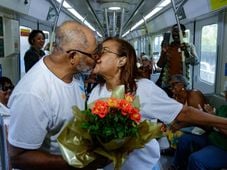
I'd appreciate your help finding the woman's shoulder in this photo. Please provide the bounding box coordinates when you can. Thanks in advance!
[137,78,156,87]
[187,89,205,98]
[136,78,161,93]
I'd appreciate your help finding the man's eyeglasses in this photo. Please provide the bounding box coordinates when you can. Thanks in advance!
[66,49,95,60]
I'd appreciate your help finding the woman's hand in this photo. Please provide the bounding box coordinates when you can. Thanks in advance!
[203,104,215,114]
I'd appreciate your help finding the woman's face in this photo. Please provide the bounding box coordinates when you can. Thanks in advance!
[93,40,121,77]
[0,82,14,106]
[170,82,185,96]
[32,33,45,49]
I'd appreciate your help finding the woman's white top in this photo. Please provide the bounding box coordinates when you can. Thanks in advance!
[88,78,183,170]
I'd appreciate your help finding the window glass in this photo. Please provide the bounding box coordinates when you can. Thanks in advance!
[133,40,138,56]
[184,29,190,43]
[199,24,217,84]
[141,37,145,54]
[152,35,163,64]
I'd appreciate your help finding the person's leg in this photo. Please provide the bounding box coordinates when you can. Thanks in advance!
[172,134,208,169]
[188,145,227,170]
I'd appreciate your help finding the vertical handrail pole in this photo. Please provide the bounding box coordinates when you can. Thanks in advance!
[171,0,186,77]
[49,0,64,52]
[104,8,110,37]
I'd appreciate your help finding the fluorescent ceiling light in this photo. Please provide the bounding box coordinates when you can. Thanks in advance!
[131,20,144,31]
[122,0,171,37]
[96,31,102,37]
[56,0,71,8]
[122,30,130,37]
[84,21,102,37]
[108,7,121,10]
[68,9,85,21]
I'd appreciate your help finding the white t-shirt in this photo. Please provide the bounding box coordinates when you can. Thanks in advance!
[0,102,9,116]
[0,103,10,126]
[88,78,183,170]
[8,57,86,154]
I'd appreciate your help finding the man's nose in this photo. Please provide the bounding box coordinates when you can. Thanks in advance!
[92,54,101,62]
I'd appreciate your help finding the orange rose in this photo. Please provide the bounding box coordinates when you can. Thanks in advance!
[107,98,119,108]
[92,100,109,118]
[125,93,134,103]
[129,107,141,123]
[118,99,133,116]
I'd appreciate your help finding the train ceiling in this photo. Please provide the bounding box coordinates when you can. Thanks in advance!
[59,0,171,37]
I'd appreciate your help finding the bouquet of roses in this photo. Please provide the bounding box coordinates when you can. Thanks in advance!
[57,85,163,170]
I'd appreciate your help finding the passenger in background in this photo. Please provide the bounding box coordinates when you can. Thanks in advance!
[157,24,199,97]
[24,30,45,72]
[0,76,14,125]
[163,74,207,153]
[0,76,14,107]
[170,74,206,109]
[8,21,108,170]
[171,102,227,170]
[136,52,145,68]
[139,54,153,79]
[88,37,227,170]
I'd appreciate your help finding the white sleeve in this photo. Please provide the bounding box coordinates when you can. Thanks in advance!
[137,79,183,124]
[8,93,49,149]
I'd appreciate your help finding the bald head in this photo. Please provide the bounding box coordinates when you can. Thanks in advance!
[55,21,96,52]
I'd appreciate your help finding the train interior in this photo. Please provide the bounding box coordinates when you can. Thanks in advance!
[1,0,227,169]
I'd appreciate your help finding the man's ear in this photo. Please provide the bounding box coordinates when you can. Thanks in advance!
[67,51,77,65]
[118,56,127,67]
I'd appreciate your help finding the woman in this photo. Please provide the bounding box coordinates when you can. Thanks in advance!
[0,76,14,125]
[88,37,227,170]
[166,74,208,150]
[170,74,207,109]
[0,76,14,106]
[24,30,45,72]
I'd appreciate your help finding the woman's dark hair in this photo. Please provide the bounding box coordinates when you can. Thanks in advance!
[99,37,143,93]
[28,30,45,45]
[0,76,13,91]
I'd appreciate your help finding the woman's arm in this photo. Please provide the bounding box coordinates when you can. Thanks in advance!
[175,105,227,130]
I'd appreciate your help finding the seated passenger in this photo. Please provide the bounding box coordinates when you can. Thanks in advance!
[171,102,227,170]
[164,74,207,151]
[170,74,206,109]
[0,76,14,115]
[0,76,14,128]
[139,55,153,79]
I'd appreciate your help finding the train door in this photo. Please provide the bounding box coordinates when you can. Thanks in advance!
[20,26,31,78]
[193,15,218,94]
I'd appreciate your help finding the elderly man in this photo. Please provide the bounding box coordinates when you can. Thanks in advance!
[8,21,105,170]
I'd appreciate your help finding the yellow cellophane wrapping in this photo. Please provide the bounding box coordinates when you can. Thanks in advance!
[57,85,163,170]
[57,106,163,170]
